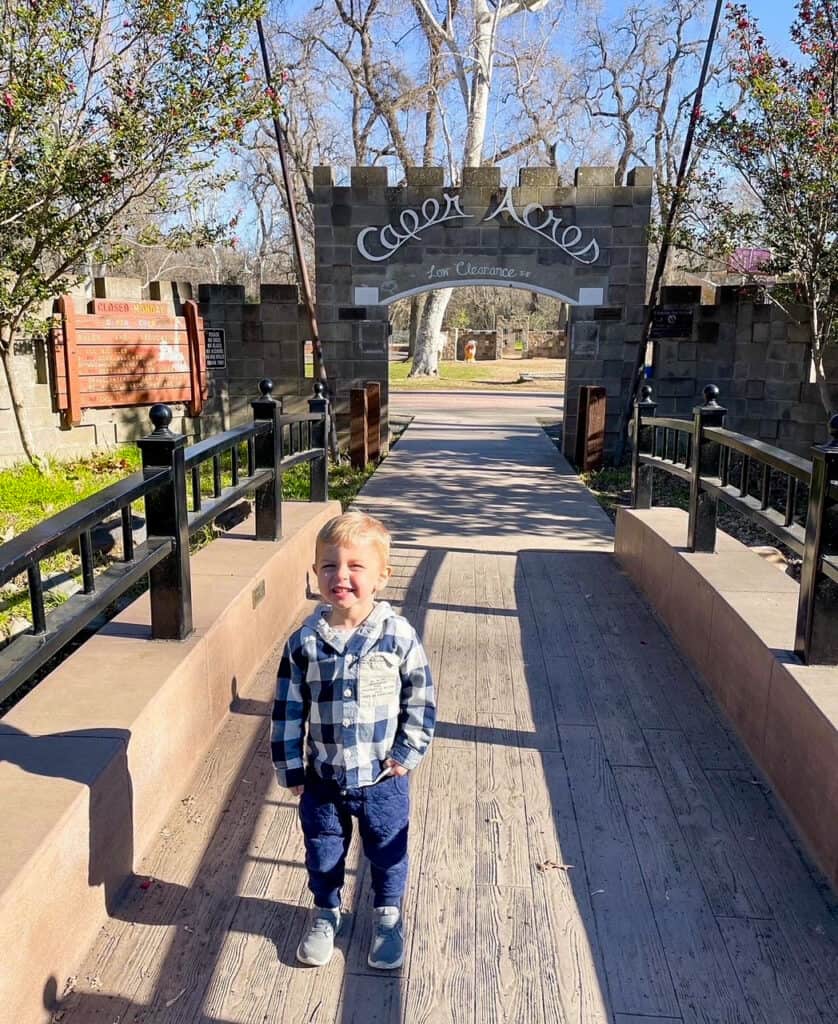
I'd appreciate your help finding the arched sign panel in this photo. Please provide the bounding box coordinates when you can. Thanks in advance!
[312,164,653,457]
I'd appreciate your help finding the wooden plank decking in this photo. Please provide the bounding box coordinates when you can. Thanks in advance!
[53,396,838,1023]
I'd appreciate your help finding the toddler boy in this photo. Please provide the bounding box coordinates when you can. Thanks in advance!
[271,511,435,969]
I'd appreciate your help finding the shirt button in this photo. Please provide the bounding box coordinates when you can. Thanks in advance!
[344,688,352,697]
[343,718,351,728]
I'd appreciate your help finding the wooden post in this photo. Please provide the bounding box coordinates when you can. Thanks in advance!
[350,386,368,468]
[58,295,82,427]
[183,299,205,416]
[575,385,606,472]
[365,381,381,463]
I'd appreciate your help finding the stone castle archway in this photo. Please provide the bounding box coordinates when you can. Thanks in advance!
[312,164,653,457]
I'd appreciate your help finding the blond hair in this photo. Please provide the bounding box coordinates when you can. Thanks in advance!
[315,512,391,566]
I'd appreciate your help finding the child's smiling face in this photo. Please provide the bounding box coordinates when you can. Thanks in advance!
[314,540,391,625]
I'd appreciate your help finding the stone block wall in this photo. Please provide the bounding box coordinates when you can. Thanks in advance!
[525,330,566,358]
[197,283,309,430]
[453,329,502,361]
[495,315,567,358]
[651,284,829,456]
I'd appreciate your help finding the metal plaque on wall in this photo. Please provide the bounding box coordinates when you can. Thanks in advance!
[650,308,694,339]
[571,322,600,357]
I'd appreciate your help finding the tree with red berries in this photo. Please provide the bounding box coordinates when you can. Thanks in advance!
[670,0,838,416]
[0,0,268,463]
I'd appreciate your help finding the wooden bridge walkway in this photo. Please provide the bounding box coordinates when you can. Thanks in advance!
[54,393,838,1023]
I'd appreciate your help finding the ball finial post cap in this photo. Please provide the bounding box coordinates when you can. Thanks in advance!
[258,378,274,398]
[703,384,720,407]
[149,404,173,434]
[314,380,326,398]
[639,383,653,402]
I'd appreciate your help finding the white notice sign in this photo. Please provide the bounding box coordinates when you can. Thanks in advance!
[205,328,226,369]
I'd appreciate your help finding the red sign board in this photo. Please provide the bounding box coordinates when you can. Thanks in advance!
[50,295,208,426]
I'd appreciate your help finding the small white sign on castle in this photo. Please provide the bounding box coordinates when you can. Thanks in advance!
[354,286,380,305]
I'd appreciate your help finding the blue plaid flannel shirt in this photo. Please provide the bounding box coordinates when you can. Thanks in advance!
[271,600,436,789]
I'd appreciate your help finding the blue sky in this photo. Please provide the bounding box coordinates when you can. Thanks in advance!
[602,0,801,54]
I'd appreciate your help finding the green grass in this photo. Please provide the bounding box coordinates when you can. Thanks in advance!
[389,357,566,390]
[389,360,492,386]
[280,459,376,508]
[0,447,142,538]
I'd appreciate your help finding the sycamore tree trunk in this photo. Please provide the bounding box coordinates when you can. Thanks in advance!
[408,294,424,357]
[809,303,837,420]
[410,289,449,374]
[408,0,498,377]
[409,288,453,376]
[0,325,42,467]
[462,7,494,168]
[814,365,835,420]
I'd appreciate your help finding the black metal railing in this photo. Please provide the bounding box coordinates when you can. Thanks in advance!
[0,378,330,703]
[631,383,838,665]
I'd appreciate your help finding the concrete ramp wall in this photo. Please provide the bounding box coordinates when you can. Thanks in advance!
[0,500,339,1024]
[616,507,838,892]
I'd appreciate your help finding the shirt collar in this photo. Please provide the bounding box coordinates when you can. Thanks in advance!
[306,600,394,652]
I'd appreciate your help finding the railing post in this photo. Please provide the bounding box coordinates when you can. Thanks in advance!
[252,378,282,541]
[136,404,192,640]
[795,414,838,664]
[309,381,330,502]
[687,384,726,553]
[631,383,657,508]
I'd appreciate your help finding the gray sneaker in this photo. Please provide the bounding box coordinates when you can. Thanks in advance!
[368,906,404,969]
[296,907,341,966]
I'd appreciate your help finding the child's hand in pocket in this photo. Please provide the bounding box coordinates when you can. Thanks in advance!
[290,784,304,796]
[385,758,408,777]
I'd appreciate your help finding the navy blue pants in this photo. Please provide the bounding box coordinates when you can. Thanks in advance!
[298,769,410,909]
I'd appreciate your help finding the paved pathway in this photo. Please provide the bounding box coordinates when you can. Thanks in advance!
[56,393,838,1023]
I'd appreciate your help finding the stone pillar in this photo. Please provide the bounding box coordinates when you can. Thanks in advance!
[564,165,653,460]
